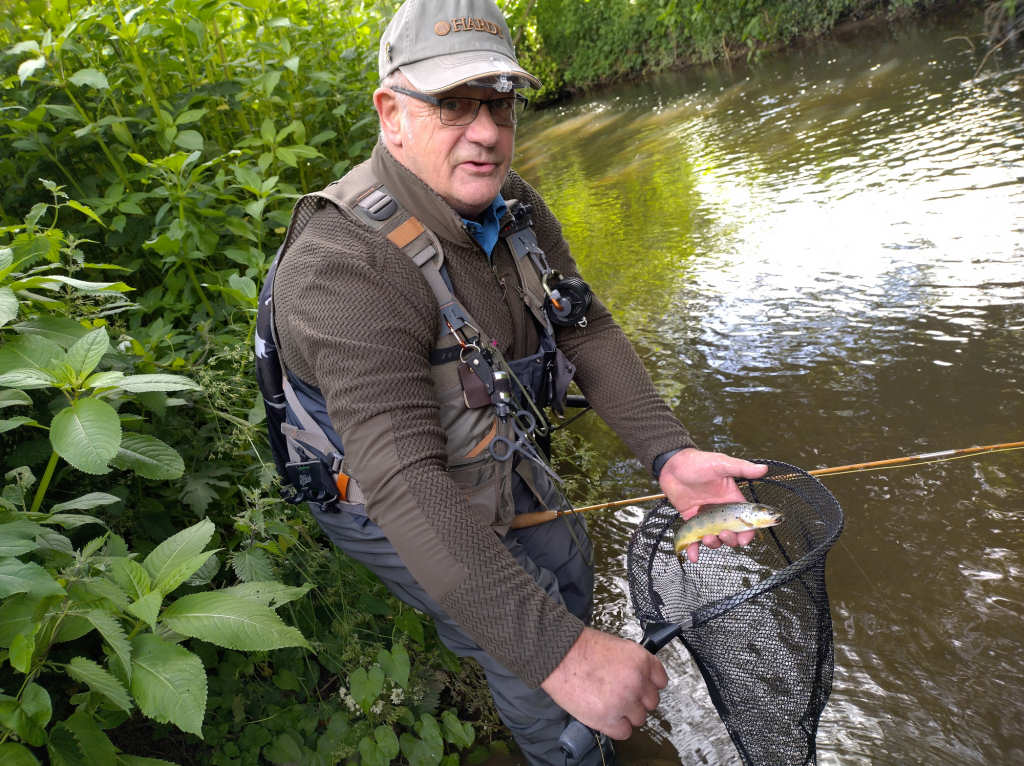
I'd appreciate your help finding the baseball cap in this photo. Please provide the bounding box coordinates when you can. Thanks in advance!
[378,0,541,94]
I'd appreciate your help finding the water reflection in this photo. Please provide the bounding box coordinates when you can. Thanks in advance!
[518,8,1022,765]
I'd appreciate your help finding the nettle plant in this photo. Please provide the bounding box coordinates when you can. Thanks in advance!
[0,352,314,765]
[0,192,312,764]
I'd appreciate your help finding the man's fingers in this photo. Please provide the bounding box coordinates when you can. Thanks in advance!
[717,529,738,546]
[649,658,668,689]
[606,718,633,741]
[701,533,722,550]
[727,456,770,480]
[640,686,661,713]
[736,529,756,546]
[686,541,699,563]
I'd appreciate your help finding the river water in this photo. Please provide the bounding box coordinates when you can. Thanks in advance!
[516,8,1023,765]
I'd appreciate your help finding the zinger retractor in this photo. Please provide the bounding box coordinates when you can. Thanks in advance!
[545,274,592,327]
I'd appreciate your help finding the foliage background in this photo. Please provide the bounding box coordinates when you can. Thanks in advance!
[0,0,1008,764]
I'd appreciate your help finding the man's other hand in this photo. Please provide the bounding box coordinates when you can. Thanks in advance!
[658,448,770,563]
[541,627,667,740]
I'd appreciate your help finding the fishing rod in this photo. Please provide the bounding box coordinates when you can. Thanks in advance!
[509,439,1024,530]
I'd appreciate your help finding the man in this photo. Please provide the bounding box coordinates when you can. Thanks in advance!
[269,0,767,762]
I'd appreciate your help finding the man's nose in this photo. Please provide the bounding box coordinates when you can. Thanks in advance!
[464,101,502,143]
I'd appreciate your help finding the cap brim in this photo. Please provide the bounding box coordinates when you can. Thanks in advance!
[401,50,541,94]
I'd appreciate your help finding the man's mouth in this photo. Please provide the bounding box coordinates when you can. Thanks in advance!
[459,160,499,172]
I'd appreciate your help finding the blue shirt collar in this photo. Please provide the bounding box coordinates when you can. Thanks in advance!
[462,194,508,259]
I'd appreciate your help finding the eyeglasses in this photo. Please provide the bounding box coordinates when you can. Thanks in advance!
[390,86,528,127]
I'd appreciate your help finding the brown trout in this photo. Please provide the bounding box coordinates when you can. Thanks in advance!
[673,502,784,554]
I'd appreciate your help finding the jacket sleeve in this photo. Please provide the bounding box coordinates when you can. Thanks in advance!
[274,205,584,688]
[507,172,698,471]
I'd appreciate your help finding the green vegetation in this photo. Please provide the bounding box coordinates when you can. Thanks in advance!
[0,0,510,763]
[504,0,950,100]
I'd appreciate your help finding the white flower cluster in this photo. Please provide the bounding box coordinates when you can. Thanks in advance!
[337,685,361,715]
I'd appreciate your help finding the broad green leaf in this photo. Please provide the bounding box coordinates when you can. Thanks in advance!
[400,731,442,766]
[69,67,109,89]
[64,327,109,378]
[219,580,313,607]
[142,518,214,585]
[53,614,93,644]
[0,520,46,557]
[441,709,475,749]
[173,130,204,151]
[65,656,132,711]
[17,56,45,83]
[47,723,85,765]
[67,576,128,614]
[359,727,398,766]
[228,272,257,299]
[152,550,216,596]
[6,41,40,55]
[260,118,275,144]
[50,398,121,474]
[0,389,33,408]
[84,370,125,389]
[117,756,181,765]
[12,317,90,348]
[108,557,151,600]
[10,631,35,673]
[0,683,50,747]
[379,644,411,689]
[13,274,132,293]
[174,108,207,125]
[0,416,37,433]
[160,591,310,651]
[185,553,219,587]
[84,610,132,681]
[0,742,41,766]
[0,286,16,326]
[127,590,162,628]
[0,333,63,370]
[66,199,105,227]
[34,513,106,529]
[130,634,207,737]
[229,548,274,582]
[349,666,385,714]
[111,433,184,480]
[275,146,298,167]
[115,374,201,392]
[0,558,65,598]
[0,594,48,648]
[49,492,120,512]
[0,368,55,389]
[264,732,304,765]
[62,709,118,763]
[44,103,83,122]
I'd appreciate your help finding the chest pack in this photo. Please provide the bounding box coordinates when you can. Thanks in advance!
[255,167,590,515]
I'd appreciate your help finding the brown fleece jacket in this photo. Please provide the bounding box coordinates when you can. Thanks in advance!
[273,141,695,687]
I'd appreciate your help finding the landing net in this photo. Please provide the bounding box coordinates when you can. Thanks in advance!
[627,460,844,765]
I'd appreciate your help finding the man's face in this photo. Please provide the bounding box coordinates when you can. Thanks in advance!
[381,84,516,218]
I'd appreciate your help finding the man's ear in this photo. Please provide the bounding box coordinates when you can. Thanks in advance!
[374,88,404,148]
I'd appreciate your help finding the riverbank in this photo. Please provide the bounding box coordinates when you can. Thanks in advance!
[519,0,1000,104]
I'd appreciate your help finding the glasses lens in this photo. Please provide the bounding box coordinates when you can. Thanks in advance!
[488,98,517,126]
[437,96,525,127]
[439,98,476,126]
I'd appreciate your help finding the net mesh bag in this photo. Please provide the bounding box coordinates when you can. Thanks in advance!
[627,460,844,765]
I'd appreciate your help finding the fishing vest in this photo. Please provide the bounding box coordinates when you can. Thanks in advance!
[255,160,581,532]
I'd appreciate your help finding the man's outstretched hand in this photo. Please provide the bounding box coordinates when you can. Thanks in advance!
[658,448,770,563]
[541,627,667,740]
